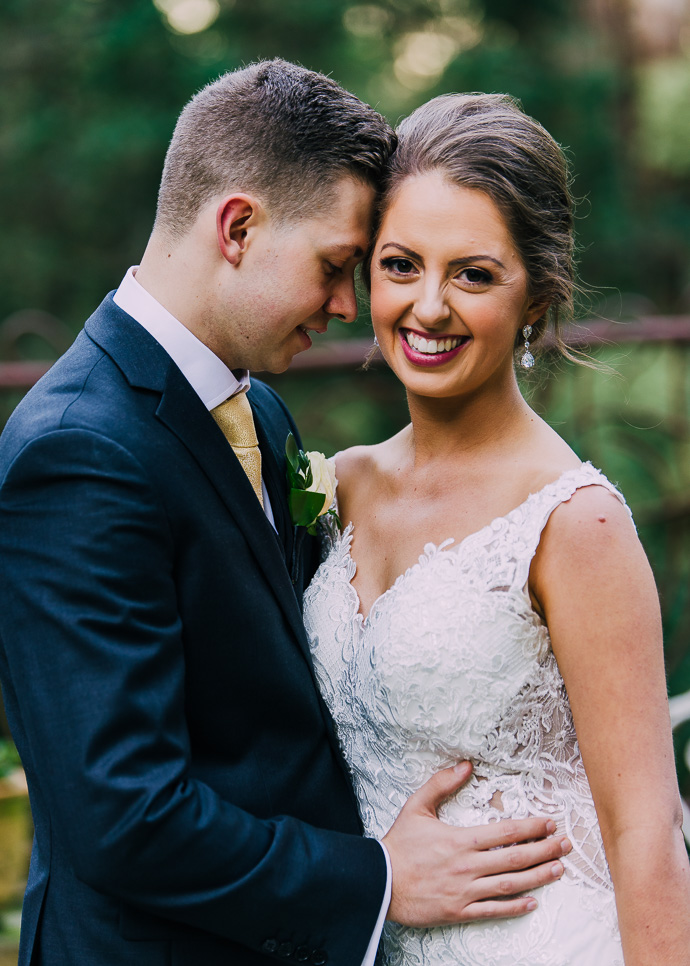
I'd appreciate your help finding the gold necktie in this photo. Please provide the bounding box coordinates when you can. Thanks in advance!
[211,393,264,508]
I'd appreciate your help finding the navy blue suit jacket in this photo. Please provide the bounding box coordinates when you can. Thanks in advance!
[0,296,386,966]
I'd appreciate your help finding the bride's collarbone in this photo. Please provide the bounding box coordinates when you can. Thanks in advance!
[348,489,501,548]
[344,470,558,602]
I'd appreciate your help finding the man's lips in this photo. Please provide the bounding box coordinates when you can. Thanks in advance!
[296,324,328,350]
[399,328,470,367]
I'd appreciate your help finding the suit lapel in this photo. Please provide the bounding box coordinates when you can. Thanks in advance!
[84,298,310,661]
[249,390,296,569]
[155,366,312,657]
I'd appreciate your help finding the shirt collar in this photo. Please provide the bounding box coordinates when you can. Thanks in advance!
[113,266,250,410]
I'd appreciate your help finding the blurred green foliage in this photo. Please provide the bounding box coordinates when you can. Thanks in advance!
[0,741,21,781]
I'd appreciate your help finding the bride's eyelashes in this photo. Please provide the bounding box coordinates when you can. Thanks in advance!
[379,255,417,277]
[461,267,493,286]
[378,256,494,288]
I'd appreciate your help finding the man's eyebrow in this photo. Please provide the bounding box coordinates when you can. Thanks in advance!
[380,241,506,270]
[328,243,366,258]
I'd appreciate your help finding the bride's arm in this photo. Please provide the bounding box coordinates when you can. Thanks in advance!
[531,484,690,966]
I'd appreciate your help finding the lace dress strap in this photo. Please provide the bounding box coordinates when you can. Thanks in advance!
[512,462,633,591]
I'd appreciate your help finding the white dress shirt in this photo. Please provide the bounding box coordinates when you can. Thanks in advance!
[113,267,391,965]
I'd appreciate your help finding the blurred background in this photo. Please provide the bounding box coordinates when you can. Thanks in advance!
[1,0,689,954]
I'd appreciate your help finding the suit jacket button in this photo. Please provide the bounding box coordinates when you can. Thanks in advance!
[262,939,279,954]
[279,942,295,958]
[295,947,310,962]
[311,952,328,965]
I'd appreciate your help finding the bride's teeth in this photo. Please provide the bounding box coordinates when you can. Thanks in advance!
[404,331,464,354]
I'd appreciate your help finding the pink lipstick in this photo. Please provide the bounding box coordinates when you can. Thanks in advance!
[399,329,469,368]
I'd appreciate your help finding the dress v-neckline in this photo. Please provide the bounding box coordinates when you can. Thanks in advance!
[338,463,591,624]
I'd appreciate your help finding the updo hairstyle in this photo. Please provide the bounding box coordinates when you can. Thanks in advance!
[378,93,577,359]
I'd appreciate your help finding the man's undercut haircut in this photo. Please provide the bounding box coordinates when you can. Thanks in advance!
[155,59,396,239]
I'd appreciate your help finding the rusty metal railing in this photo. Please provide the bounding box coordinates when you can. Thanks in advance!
[1,316,689,388]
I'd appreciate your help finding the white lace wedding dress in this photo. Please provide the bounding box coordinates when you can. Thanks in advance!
[304,463,628,965]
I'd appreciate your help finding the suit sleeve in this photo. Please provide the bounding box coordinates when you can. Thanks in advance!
[0,428,386,961]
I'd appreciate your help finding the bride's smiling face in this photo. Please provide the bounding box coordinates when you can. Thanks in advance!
[370,171,545,400]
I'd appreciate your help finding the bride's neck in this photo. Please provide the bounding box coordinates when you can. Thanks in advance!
[405,379,533,466]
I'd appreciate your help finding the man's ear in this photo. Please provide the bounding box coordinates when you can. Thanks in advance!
[216,194,262,265]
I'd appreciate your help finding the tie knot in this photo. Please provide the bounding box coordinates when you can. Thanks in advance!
[211,392,258,449]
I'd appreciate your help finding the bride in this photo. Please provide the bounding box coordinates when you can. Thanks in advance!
[303,93,690,965]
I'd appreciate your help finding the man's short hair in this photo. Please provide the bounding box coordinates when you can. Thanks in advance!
[155,59,396,239]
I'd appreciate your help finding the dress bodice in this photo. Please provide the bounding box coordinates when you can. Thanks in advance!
[304,463,628,965]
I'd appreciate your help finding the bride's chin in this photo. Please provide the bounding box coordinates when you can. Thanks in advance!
[392,361,462,394]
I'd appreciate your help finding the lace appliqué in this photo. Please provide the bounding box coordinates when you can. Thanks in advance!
[304,464,628,965]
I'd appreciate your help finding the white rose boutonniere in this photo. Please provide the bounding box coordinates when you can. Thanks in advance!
[285,433,340,535]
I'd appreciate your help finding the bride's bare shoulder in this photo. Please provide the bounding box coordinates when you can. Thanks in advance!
[335,443,383,490]
[335,432,406,498]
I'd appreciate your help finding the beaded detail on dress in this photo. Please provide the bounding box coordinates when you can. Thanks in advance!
[304,463,629,965]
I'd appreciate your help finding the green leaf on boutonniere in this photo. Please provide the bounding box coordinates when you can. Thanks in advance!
[286,432,301,476]
[286,432,312,488]
[288,488,327,529]
[285,432,336,534]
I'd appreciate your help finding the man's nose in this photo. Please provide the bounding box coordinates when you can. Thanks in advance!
[325,277,358,325]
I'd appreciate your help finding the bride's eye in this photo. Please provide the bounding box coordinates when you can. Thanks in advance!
[380,256,416,276]
[459,267,492,286]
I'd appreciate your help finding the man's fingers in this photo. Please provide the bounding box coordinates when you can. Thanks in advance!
[470,816,559,849]
[407,762,473,816]
[474,860,565,902]
[480,836,571,876]
[460,897,540,922]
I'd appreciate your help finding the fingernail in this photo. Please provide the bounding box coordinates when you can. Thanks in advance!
[561,838,572,855]
[454,762,470,775]
[552,863,564,878]
[545,820,556,833]
[526,899,538,910]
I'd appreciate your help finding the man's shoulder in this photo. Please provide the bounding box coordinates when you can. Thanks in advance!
[0,297,162,466]
[0,330,102,451]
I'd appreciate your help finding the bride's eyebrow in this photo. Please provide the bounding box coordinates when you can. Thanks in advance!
[449,255,506,270]
[380,241,506,271]
[380,242,419,258]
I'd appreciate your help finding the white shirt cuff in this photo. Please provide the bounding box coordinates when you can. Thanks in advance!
[360,841,392,966]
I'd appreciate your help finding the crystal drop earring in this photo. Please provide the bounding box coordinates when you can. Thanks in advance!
[520,324,535,369]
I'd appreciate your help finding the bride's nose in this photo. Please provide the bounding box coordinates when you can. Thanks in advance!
[412,279,450,329]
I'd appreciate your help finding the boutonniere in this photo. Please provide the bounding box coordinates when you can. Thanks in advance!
[285,433,339,535]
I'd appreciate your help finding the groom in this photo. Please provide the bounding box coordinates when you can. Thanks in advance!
[0,61,568,966]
